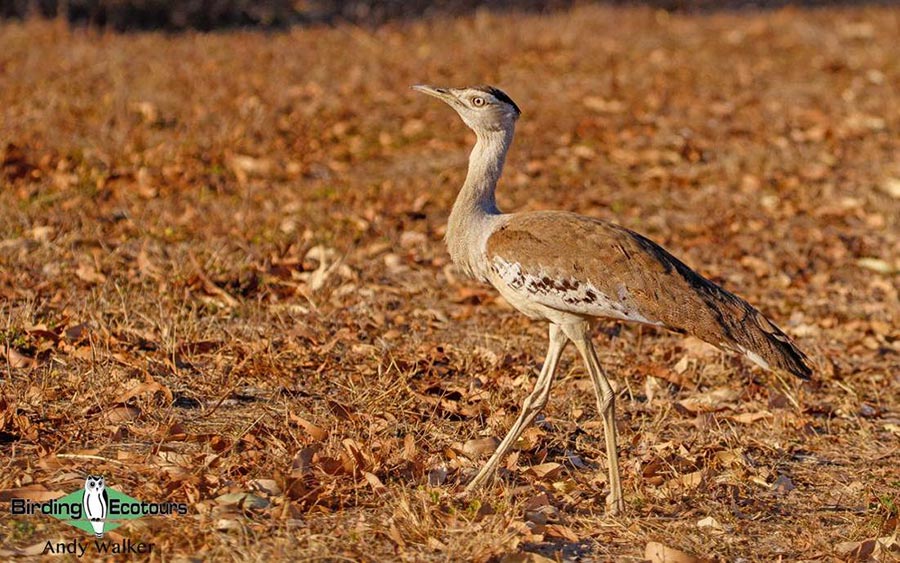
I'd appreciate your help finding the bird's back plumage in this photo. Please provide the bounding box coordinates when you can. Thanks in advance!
[486,211,812,379]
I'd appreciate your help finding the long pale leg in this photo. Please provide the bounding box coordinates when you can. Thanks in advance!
[466,323,568,491]
[564,321,625,515]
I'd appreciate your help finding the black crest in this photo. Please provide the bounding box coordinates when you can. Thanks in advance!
[476,85,521,115]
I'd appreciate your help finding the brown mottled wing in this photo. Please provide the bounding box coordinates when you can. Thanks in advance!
[487,211,812,379]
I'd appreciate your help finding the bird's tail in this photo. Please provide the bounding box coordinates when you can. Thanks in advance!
[628,231,813,379]
[722,304,812,380]
[692,283,813,380]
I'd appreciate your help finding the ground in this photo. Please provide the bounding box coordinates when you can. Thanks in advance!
[0,5,898,561]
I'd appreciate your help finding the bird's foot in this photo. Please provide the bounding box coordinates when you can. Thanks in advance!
[452,475,488,503]
[464,464,499,493]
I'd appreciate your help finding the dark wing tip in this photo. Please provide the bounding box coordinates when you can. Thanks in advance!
[788,347,814,380]
[766,324,814,380]
[786,351,813,380]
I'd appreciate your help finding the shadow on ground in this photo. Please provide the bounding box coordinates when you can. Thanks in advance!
[522,539,597,560]
[0,0,892,31]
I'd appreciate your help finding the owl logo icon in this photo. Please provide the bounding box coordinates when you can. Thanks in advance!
[82,475,109,538]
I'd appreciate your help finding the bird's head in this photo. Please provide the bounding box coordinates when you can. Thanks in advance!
[412,84,520,134]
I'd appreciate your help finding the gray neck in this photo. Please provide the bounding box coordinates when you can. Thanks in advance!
[445,126,515,278]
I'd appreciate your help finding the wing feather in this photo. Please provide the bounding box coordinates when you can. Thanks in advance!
[486,211,812,378]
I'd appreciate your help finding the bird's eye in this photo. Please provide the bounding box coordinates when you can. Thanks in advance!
[472,97,485,107]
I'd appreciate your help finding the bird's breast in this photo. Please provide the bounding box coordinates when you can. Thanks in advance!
[446,213,510,282]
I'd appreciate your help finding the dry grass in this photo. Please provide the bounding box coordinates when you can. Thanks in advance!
[1,5,898,561]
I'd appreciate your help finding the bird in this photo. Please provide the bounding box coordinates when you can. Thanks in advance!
[82,475,109,538]
[412,84,813,514]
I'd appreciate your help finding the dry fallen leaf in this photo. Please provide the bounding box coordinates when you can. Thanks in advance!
[249,479,282,496]
[879,177,900,199]
[215,492,269,509]
[215,518,244,532]
[327,399,357,421]
[525,503,559,525]
[678,388,740,413]
[582,96,625,113]
[665,470,704,492]
[645,375,669,404]
[75,262,106,284]
[0,485,65,502]
[500,552,557,563]
[714,450,744,467]
[680,336,720,359]
[363,471,387,495]
[115,377,173,404]
[697,516,724,532]
[0,540,50,557]
[305,245,341,291]
[544,524,579,542]
[3,346,36,369]
[772,474,796,495]
[835,538,878,560]
[427,537,447,551]
[227,153,273,184]
[290,413,329,441]
[525,462,563,480]
[463,437,499,458]
[102,405,142,423]
[857,257,896,274]
[645,541,704,563]
[729,411,772,425]
[523,493,552,511]
[516,426,545,450]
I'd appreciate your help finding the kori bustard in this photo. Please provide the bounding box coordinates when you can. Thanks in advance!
[412,84,811,514]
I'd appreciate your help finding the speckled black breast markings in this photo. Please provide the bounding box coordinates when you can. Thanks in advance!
[494,262,597,304]
[524,275,598,305]
[491,257,660,324]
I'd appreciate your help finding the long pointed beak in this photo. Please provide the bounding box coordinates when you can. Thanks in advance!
[411,84,455,104]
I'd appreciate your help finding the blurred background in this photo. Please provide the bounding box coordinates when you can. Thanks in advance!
[0,0,888,30]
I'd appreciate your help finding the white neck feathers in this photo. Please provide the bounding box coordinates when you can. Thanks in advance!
[445,126,515,279]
